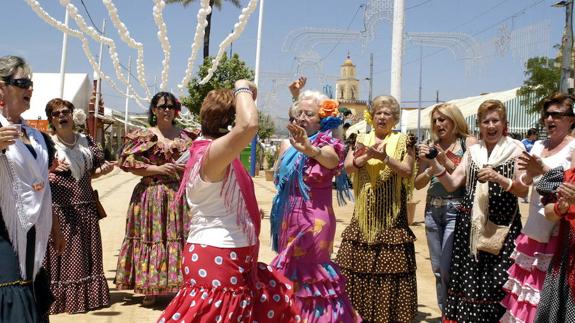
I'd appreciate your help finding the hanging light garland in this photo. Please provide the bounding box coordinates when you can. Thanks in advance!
[178,0,211,91]
[59,0,148,104]
[102,0,151,98]
[24,0,146,110]
[27,0,260,104]
[152,0,171,90]
[199,0,259,85]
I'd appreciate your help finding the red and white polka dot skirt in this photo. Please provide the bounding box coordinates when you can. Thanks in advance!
[157,243,301,322]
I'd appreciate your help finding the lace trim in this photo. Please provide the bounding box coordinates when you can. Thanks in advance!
[510,249,553,272]
[502,276,540,305]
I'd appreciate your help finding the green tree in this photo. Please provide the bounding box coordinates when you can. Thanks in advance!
[257,111,275,140]
[166,0,241,58]
[181,53,254,114]
[517,56,561,113]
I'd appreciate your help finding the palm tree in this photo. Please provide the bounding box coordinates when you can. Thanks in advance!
[166,0,242,58]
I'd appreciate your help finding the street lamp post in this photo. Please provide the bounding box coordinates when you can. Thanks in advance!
[554,0,574,93]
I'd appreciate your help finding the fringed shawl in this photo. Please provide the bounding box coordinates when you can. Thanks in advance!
[468,136,524,258]
[352,132,415,243]
[175,139,260,244]
[270,132,318,252]
[0,116,52,280]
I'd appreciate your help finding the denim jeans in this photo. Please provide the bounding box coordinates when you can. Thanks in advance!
[424,197,460,313]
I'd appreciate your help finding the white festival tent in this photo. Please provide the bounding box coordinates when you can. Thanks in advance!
[346,87,539,139]
[23,73,91,121]
[403,88,520,132]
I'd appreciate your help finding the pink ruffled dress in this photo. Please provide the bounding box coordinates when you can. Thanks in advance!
[501,139,575,322]
[271,132,360,322]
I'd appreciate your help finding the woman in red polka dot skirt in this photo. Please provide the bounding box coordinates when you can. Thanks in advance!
[158,80,300,323]
[43,99,114,314]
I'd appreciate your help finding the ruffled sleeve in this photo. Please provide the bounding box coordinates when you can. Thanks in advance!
[303,131,345,184]
[86,134,105,171]
[118,128,157,171]
[314,131,345,170]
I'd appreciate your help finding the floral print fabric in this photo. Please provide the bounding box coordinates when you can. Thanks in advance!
[114,128,198,295]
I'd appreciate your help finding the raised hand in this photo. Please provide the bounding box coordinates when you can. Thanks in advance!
[99,160,116,175]
[235,79,257,100]
[477,166,503,184]
[518,151,545,178]
[288,76,307,99]
[558,182,575,204]
[0,126,18,150]
[287,123,312,153]
[367,142,387,161]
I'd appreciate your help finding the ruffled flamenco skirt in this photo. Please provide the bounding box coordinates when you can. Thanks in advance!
[157,243,301,323]
[501,229,559,323]
[271,253,360,322]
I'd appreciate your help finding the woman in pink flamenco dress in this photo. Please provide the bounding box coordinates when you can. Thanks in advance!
[270,90,360,322]
[501,93,575,322]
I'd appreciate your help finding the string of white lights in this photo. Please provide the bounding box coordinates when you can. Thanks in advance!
[178,0,211,91]
[102,0,151,98]
[199,0,259,85]
[153,0,171,90]
[59,0,149,103]
[25,0,147,110]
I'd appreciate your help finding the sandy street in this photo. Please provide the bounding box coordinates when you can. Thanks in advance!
[50,170,530,322]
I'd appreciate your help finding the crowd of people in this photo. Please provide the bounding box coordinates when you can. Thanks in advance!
[1,53,575,323]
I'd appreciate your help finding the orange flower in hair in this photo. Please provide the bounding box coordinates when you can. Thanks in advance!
[318,99,339,118]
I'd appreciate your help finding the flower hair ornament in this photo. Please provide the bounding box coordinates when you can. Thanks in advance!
[363,109,373,126]
[73,109,87,126]
[318,99,342,131]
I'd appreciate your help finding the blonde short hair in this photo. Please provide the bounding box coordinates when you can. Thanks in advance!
[370,95,400,123]
[430,103,471,142]
[477,99,507,124]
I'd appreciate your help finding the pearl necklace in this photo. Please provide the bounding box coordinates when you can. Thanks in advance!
[57,133,77,147]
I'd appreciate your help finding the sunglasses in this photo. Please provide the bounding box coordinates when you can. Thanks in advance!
[4,78,33,89]
[156,104,178,111]
[51,109,72,118]
[543,111,574,119]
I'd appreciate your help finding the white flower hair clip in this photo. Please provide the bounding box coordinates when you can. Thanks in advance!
[73,109,87,126]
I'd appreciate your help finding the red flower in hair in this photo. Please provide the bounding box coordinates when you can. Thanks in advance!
[318,99,339,118]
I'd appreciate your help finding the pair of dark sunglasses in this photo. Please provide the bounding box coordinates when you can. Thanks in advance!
[156,104,178,110]
[4,78,33,89]
[51,109,72,118]
[543,111,574,119]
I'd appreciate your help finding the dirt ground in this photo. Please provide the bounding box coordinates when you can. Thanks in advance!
[51,170,530,322]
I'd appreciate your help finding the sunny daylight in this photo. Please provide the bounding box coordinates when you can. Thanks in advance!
[0,0,574,322]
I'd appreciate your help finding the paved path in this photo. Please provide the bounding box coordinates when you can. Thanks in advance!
[51,170,530,322]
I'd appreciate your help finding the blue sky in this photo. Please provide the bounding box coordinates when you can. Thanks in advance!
[0,0,563,118]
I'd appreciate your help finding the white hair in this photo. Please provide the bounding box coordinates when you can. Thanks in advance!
[297,90,327,108]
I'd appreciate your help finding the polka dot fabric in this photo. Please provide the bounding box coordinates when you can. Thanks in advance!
[336,189,418,322]
[443,159,522,322]
[534,221,575,322]
[157,243,300,322]
[43,135,110,314]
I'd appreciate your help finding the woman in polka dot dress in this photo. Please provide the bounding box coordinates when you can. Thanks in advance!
[335,96,417,322]
[534,167,575,322]
[426,100,528,322]
[43,98,115,314]
[158,81,300,323]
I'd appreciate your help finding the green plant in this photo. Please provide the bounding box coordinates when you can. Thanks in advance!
[265,150,277,170]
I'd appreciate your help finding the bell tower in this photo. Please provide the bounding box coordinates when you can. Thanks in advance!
[336,55,360,101]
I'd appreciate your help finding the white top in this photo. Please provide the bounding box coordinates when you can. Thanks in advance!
[186,171,254,248]
[522,139,575,242]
